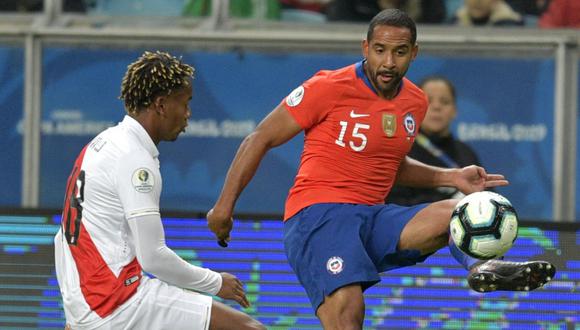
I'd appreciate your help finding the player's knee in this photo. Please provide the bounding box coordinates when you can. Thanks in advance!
[246,321,266,330]
[323,314,364,330]
[239,317,266,330]
[340,312,364,329]
[319,301,364,329]
[441,198,459,216]
[436,199,459,230]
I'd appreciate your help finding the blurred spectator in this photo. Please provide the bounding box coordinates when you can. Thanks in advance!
[0,0,85,14]
[506,0,549,26]
[280,0,330,22]
[229,0,280,19]
[417,0,447,23]
[0,0,43,12]
[444,0,462,22]
[326,0,446,24]
[538,0,580,28]
[183,0,280,20]
[63,0,88,13]
[506,0,549,17]
[387,76,482,205]
[451,0,524,26]
[182,0,211,17]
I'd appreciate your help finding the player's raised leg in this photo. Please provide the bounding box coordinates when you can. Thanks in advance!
[398,199,458,255]
[398,199,556,293]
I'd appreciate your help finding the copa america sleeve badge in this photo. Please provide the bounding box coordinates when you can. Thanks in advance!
[131,168,155,193]
[286,85,305,107]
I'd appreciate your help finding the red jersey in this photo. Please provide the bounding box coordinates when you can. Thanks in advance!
[283,61,428,219]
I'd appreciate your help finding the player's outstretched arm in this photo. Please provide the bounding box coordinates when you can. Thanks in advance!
[395,157,509,193]
[395,156,454,188]
[128,214,223,295]
[207,104,302,246]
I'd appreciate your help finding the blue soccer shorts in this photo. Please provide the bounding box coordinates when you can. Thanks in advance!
[283,202,429,312]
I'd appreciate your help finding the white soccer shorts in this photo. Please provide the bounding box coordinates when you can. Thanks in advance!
[68,276,213,330]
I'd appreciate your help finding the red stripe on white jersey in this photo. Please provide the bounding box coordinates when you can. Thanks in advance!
[71,225,142,317]
[62,145,142,318]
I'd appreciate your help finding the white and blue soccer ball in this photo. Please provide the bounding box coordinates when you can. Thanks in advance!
[449,191,518,260]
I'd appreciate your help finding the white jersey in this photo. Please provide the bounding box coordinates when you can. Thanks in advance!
[55,116,170,327]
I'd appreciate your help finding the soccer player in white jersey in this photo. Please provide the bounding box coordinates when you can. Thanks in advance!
[54,51,265,330]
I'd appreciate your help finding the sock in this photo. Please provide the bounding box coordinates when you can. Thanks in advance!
[449,239,480,270]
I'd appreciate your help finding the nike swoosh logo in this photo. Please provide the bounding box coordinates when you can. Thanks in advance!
[350,110,370,118]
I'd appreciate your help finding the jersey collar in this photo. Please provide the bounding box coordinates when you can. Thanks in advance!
[121,115,159,159]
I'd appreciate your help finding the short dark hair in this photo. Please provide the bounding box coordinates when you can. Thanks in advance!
[120,50,194,115]
[367,8,417,45]
[419,75,456,104]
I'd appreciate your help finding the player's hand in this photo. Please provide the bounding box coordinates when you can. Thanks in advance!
[207,208,233,247]
[216,272,250,308]
[456,165,509,194]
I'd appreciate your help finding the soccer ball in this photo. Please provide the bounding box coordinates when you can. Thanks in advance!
[449,191,518,260]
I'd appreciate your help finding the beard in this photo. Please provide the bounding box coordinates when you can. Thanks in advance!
[373,70,403,98]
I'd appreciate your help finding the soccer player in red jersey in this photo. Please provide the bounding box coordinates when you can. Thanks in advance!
[208,9,556,329]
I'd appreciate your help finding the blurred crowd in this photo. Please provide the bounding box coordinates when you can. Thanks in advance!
[0,0,578,28]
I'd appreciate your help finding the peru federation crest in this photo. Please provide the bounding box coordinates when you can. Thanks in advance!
[403,113,416,136]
